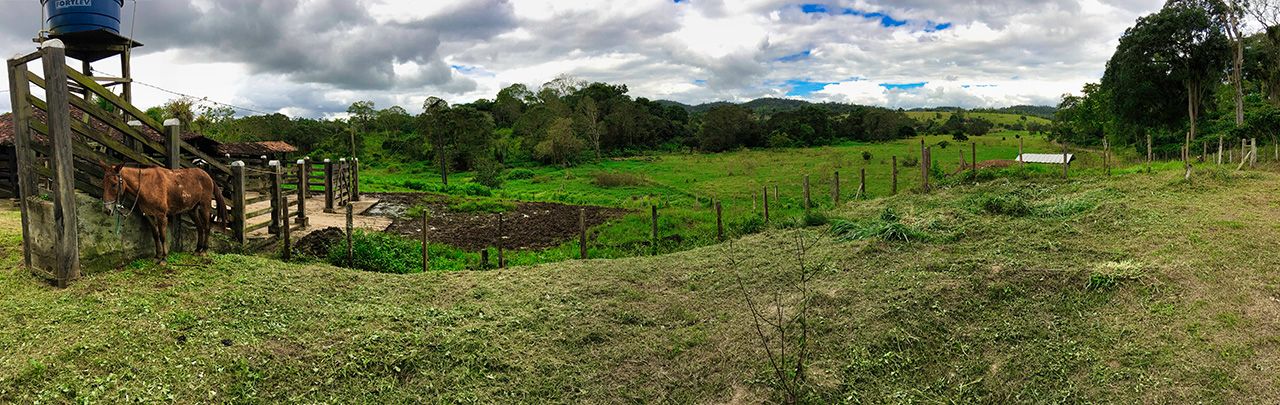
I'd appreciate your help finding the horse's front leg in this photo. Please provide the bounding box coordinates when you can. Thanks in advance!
[155,214,170,265]
[192,210,208,253]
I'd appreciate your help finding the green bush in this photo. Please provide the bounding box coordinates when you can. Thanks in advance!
[861,150,873,161]
[729,214,765,237]
[802,211,829,227]
[402,180,429,191]
[506,168,536,180]
[592,172,647,188]
[328,230,422,274]
[972,193,1032,216]
[831,208,930,243]
[900,155,919,167]
[472,159,504,189]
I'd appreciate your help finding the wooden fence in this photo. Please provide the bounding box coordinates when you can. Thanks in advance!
[3,41,346,286]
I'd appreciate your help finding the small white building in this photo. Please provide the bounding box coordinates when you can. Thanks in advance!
[1017,153,1074,165]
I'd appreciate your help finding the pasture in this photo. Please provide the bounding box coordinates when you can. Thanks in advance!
[905,111,1054,127]
[2,161,1278,402]
[353,132,1074,270]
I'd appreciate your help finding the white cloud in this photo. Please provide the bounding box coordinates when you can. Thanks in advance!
[0,0,1166,116]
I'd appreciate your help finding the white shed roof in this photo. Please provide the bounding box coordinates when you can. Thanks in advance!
[1018,153,1074,164]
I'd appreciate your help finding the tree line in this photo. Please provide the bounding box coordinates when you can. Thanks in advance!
[147,77,1045,186]
[1054,0,1280,177]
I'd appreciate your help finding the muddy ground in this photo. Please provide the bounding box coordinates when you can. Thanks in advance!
[369,193,630,251]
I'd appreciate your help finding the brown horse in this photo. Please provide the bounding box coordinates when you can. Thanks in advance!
[99,163,227,263]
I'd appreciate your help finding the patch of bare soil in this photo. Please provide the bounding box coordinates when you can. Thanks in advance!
[370,193,629,251]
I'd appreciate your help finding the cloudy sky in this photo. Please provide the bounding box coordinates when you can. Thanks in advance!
[1,0,1164,118]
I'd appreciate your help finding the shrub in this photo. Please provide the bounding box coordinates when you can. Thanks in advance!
[973,193,1032,216]
[901,155,919,167]
[592,172,647,188]
[861,150,873,161]
[802,211,829,227]
[937,140,951,149]
[472,159,504,189]
[401,180,429,191]
[729,214,765,237]
[328,230,422,274]
[506,168,536,180]
[830,208,930,243]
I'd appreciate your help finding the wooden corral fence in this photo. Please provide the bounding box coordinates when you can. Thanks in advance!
[4,40,358,286]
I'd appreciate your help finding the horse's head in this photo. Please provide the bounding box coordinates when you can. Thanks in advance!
[98,161,127,213]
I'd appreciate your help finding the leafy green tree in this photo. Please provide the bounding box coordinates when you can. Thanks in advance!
[494,84,533,128]
[535,117,585,166]
[1103,3,1230,177]
[697,105,762,152]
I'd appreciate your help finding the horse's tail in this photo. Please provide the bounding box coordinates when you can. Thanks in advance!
[213,181,228,228]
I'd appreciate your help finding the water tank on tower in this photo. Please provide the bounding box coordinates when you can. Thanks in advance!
[42,0,125,35]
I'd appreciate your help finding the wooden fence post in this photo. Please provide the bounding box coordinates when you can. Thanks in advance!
[269,161,282,235]
[497,212,505,268]
[324,159,335,213]
[352,157,361,202]
[859,168,866,199]
[1104,138,1111,176]
[421,213,430,272]
[922,147,931,192]
[1218,136,1224,165]
[231,161,247,245]
[970,142,977,182]
[832,171,840,206]
[773,185,779,205]
[164,119,184,251]
[1018,137,1024,166]
[715,200,723,241]
[346,204,354,265]
[650,205,658,255]
[295,160,308,227]
[803,175,811,212]
[163,119,181,170]
[1251,138,1257,167]
[42,40,79,286]
[762,186,769,222]
[8,53,36,269]
[280,192,291,261]
[579,208,587,259]
[1152,132,1162,171]
[891,156,898,195]
[1062,142,1069,179]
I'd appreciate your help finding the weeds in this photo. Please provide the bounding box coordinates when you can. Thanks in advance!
[831,208,932,243]
[592,172,648,188]
[730,234,822,403]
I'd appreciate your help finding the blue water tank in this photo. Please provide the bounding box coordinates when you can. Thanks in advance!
[42,0,125,35]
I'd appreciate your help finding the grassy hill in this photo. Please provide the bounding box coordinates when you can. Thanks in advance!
[905,111,1053,127]
[358,132,1073,270]
[2,159,1279,402]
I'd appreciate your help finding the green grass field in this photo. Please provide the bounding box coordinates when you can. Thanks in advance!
[355,132,1090,270]
[906,111,1053,127]
[3,158,1279,402]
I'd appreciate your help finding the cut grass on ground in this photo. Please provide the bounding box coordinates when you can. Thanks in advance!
[2,166,1279,402]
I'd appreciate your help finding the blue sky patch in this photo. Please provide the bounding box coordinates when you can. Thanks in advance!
[798,4,947,30]
[776,49,812,63]
[800,4,828,13]
[785,79,835,96]
[879,82,927,90]
[693,79,707,85]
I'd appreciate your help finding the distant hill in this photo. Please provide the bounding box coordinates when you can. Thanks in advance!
[910,105,1056,120]
[660,98,1055,120]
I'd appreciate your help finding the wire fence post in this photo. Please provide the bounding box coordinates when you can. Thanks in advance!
[421,212,430,272]
[891,156,898,195]
[650,205,658,255]
[832,171,840,206]
[803,175,811,213]
[715,200,723,241]
[345,204,354,265]
[497,212,505,268]
[762,186,770,222]
[231,161,247,245]
[579,208,587,259]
